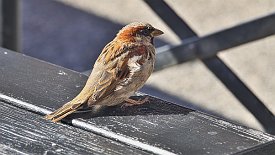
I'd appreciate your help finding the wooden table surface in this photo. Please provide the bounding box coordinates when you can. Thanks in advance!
[0,48,275,155]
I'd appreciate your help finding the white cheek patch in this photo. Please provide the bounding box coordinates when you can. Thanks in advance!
[128,55,142,72]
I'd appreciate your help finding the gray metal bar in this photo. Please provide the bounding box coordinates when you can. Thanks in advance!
[144,0,196,39]
[1,0,19,52]
[155,13,275,71]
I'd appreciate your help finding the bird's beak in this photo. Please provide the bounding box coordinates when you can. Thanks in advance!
[151,28,164,37]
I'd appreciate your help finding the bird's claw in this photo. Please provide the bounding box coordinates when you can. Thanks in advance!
[121,96,149,108]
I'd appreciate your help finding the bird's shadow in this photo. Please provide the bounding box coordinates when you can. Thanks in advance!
[65,95,194,121]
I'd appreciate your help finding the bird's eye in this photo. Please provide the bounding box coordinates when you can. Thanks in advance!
[139,29,150,36]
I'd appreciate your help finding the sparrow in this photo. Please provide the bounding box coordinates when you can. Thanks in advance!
[45,22,163,122]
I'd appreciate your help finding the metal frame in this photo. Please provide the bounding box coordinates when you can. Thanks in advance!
[1,0,19,52]
[154,13,275,71]
[144,0,275,134]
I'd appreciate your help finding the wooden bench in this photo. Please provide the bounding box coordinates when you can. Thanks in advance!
[1,48,275,154]
[3,0,275,134]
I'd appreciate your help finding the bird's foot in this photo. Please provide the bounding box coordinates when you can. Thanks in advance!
[122,96,149,107]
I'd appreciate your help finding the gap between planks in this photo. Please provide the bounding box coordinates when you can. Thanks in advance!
[0,93,176,155]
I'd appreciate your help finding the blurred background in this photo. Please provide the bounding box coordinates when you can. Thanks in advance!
[2,0,275,132]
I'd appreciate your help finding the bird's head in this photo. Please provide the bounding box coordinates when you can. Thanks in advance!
[116,22,163,44]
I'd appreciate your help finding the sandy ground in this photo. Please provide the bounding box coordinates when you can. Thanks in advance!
[21,0,275,132]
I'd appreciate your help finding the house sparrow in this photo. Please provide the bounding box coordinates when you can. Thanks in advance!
[45,22,163,122]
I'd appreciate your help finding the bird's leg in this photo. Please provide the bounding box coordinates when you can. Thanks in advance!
[122,96,149,107]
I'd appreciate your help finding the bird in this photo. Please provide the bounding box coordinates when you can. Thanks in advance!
[45,22,163,122]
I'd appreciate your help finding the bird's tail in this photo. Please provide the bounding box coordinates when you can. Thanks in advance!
[45,77,94,122]
[44,100,84,122]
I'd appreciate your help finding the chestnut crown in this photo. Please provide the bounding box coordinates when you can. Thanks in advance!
[116,22,163,42]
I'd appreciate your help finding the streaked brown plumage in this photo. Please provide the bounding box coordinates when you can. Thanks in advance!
[45,22,163,122]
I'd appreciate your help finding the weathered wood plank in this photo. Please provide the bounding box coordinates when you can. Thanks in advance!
[0,101,149,155]
[1,48,275,154]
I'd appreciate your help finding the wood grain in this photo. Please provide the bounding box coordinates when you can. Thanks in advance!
[0,102,149,155]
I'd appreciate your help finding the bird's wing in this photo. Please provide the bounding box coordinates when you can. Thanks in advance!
[88,41,147,104]
[44,41,130,122]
